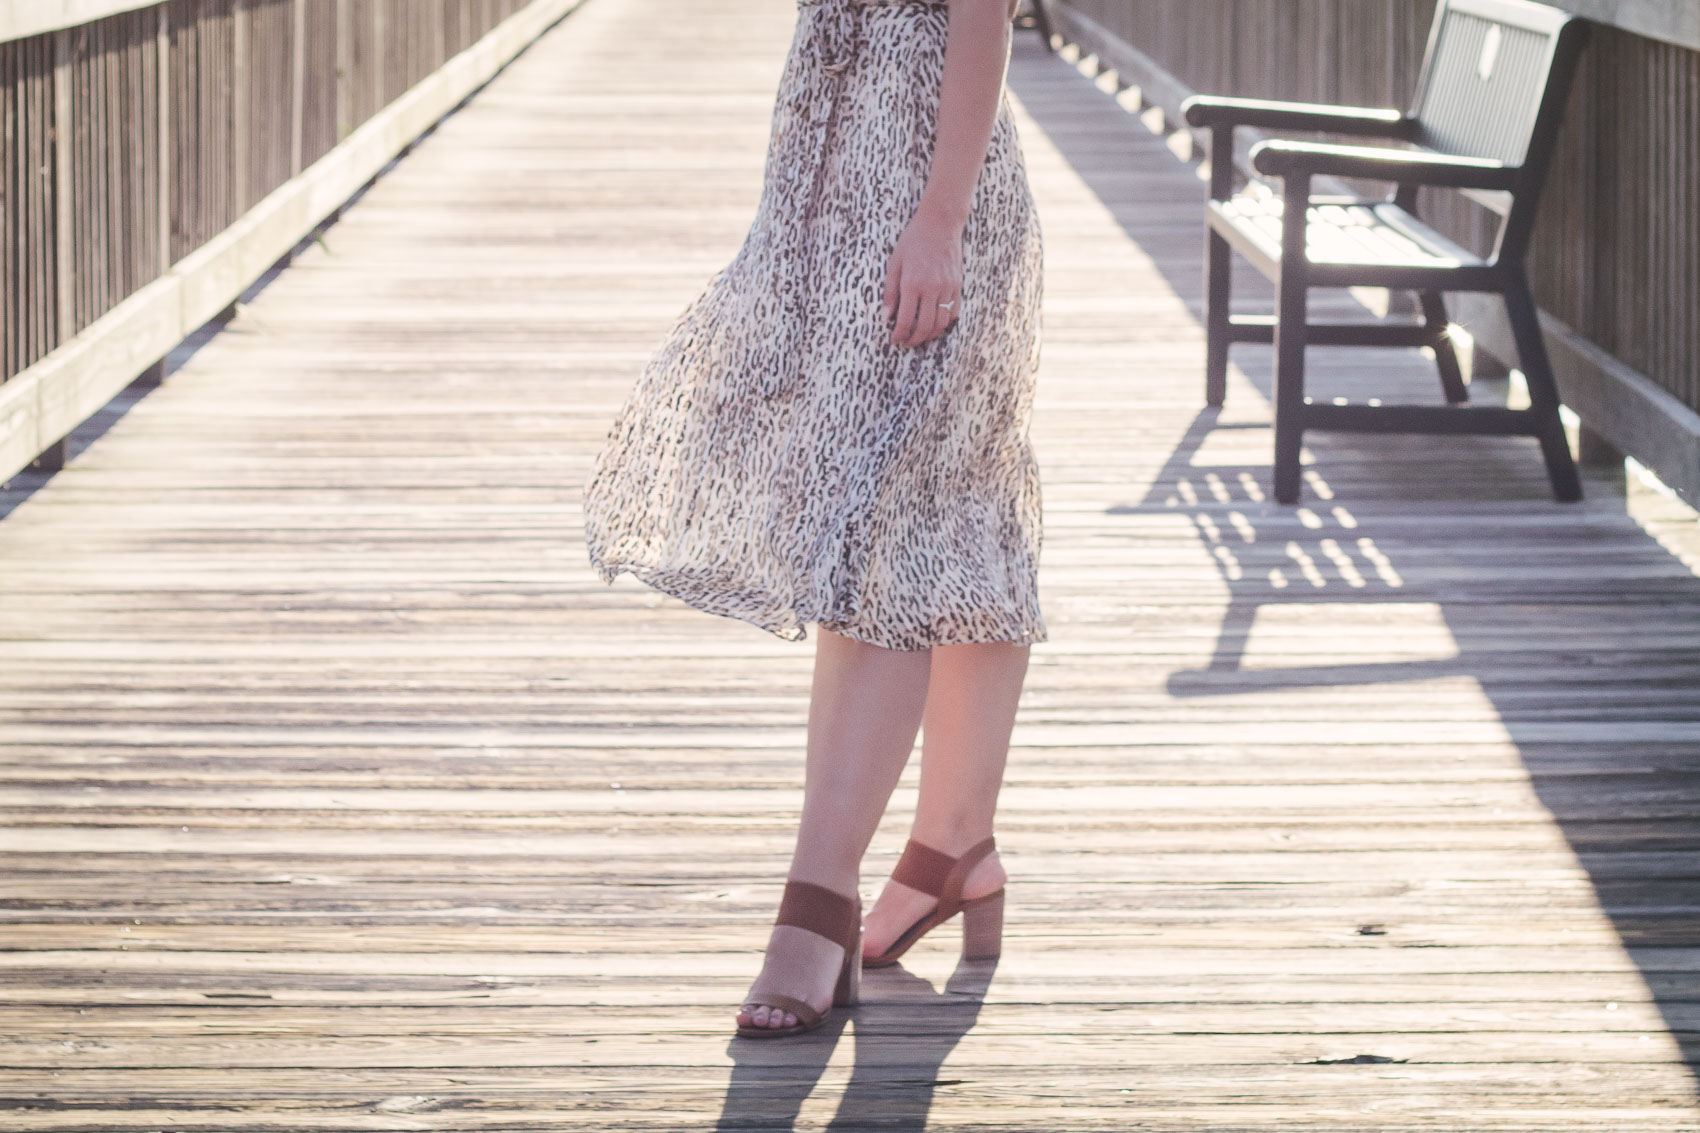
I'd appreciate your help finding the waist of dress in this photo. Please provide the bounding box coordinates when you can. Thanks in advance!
[797,0,943,78]
[797,0,945,7]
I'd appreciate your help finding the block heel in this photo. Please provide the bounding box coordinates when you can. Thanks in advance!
[835,923,862,1007]
[960,888,1004,962]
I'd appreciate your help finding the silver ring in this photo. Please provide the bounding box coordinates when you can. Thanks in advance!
[939,300,957,311]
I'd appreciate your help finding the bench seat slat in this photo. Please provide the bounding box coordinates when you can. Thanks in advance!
[1208,194,1485,272]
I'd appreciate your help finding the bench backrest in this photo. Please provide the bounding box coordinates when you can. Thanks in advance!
[1405,0,1589,254]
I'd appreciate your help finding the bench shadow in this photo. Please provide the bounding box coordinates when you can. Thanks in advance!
[716,959,995,1132]
[1013,35,1700,1088]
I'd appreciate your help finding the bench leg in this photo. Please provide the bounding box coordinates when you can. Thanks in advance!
[1205,229,1232,407]
[1271,265,1309,506]
[1420,290,1468,404]
[1504,277,1582,503]
[1270,174,1312,505]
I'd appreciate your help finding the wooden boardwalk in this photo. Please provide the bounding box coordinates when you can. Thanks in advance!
[4,0,1700,1128]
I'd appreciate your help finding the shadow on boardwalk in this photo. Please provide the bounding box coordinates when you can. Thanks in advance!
[1019,36,1700,1085]
[717,961,994,1132]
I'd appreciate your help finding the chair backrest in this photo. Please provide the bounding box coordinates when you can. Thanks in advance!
[1405,0,1589,253]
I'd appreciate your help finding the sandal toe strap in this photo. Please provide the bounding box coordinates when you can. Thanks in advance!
[744,992,823,1029]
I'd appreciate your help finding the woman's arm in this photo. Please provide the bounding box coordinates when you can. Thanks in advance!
[882,0,1016,349]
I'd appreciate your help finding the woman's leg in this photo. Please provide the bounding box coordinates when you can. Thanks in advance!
[861,642,1029,959]
[738,628,931,1031]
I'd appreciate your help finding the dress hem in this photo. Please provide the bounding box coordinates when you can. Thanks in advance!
[595,560,1046,652]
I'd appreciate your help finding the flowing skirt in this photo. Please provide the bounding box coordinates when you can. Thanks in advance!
[583,0,1045,651]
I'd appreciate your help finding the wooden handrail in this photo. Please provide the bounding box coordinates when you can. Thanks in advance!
[0,0,585,481]
[7,0,1700,52]
[0,0,160,44]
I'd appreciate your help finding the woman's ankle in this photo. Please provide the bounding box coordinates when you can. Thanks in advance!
[783,866,860,902]
[907,822,996,857]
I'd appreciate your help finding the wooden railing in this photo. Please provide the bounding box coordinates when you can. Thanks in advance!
[0,0,581,481]
[1043,0,1700,504]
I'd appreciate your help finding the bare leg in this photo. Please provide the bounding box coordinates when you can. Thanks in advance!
[737,628,931,1031]
[862,641,1028,959]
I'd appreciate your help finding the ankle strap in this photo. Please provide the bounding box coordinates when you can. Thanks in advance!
[775,880,860,951]
[890,840,955,897]
[892,835,996,911]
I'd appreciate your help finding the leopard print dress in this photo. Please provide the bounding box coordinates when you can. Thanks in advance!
[583,0,1045,651]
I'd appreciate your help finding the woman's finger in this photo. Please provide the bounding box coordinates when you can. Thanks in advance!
[911,284,945,348]
[917,289,948,346]
[881,253,902,323]
[892,279,923,347]
[900,285,928,348]
[929,291,960,341]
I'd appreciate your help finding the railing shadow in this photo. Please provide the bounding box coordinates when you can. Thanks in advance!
[716,959,995,1132]
[1011,34,1700,1087]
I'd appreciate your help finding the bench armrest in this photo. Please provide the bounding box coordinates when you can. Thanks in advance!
[1251,140,1520,190]
[1181,95,1413,138]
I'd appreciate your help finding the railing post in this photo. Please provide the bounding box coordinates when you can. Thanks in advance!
[52,29,73,350]
[335,0,352,141]
[157,4,171,272]
[371,0,384,115]
[1385,0,1400,107]
[223,0,249,323]
[39,27,75,470]
[290,0,306,177]
[140,1,173,390]
[231,0,249,216]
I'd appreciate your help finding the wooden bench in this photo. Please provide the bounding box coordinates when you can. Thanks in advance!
[1181,0,1591,505]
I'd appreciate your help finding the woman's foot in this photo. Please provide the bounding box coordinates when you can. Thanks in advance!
[736,922,850,1032]
[862,845,1006,962]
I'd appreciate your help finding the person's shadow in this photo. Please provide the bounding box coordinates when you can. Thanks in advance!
[715,958,996,1132]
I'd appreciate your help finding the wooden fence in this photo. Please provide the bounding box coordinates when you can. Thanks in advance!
[1045,0,1700,503]
[0,0,577,480]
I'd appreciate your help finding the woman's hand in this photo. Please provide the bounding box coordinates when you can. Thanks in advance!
[881,0,1011,349]
[882,205,964,349]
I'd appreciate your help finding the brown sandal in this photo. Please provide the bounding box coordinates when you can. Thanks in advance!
[862,835,1004,969]
[735,879,861,1039]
